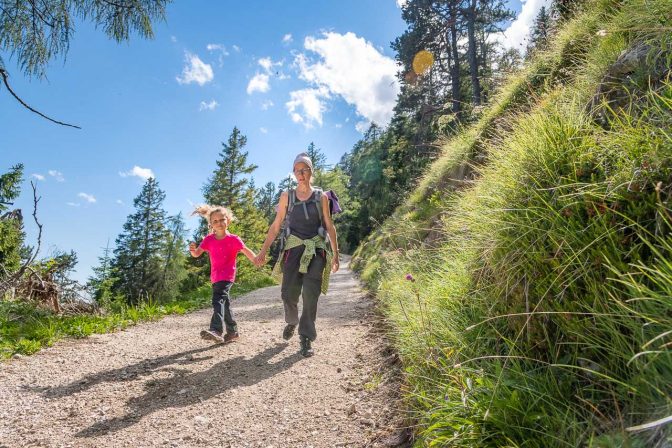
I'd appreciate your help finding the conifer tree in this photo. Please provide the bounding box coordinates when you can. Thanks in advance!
[0,164,25,278]
[111,177,168,304]
[256,182,277,223]
[305,142,328,186]
[88,239,117,306]
[160,213,187,301]
[201,127,268,252]
[527,6,551,56]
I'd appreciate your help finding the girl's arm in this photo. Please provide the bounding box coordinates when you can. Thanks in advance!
[255,191,289,265]
[189,242,204,258]
[240,244,257,264]
[321,195,340,273]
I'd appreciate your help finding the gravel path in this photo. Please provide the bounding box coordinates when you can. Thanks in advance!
[0,258,407,448]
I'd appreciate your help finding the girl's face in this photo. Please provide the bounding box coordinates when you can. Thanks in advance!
[210,211,229,232]
[293,162,312,185]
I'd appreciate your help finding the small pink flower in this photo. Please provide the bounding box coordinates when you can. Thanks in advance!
[405,274,415,282]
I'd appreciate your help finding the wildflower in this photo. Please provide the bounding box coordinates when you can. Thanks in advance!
[405,273,415,282]
[596,29,607,37]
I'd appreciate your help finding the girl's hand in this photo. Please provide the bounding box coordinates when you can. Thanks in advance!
[189,242,197,251]
[254,253,266,267]
[331,255,340,273]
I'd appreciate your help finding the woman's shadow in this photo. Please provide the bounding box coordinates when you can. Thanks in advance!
[76,342,301,438]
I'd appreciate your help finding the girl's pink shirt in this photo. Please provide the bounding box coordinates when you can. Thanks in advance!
[199,233,244,283]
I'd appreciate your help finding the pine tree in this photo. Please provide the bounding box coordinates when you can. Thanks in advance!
[527,6,551,57]
[1,1,169,126]
[203,127,257,209]
[200,127,268,268]
[160,213,187,301]
[305,142,328,186]
[88,239,117,306]
[256,182,277,223]
[111,177,168,304]
[0,164,25,278]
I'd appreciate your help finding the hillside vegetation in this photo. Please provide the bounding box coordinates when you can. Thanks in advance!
[352,0,672,445]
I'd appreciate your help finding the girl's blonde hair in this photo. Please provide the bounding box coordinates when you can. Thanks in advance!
[191,205,236,233]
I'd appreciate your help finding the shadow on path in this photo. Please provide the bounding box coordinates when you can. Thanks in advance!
[76,342,301,438]
[29,344,221,399]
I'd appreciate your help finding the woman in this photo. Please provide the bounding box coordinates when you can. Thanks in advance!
[255,152,340,357]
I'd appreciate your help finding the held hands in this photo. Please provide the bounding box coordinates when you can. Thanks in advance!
[253,250,267,268]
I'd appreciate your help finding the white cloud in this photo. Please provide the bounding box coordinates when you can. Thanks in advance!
[66,202,80,207]
[283,34,293,44]
[396,0,408,7]
[31,174,45,181]
[247,73,270,94]
[285,87,330,128]
[497,0,553,50]
[259,57,274,72]
[176,52,214,86]
[293,32,400,127]
[232,45,241,52]
[261,100,274,110]
[355,120,371,133]
[207,43,229,67]
[170,36,177,43]
[206,43,229,55]
[48,170,64,182]
[116,199,124,205]
[335,123,343,128]
[260,127,268,134]
[199,100,219,111]
[78,192,96,203]
[119,166,155,180]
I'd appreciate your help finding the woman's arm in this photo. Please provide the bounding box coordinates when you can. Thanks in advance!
[322,195,340,273]
[254,191,289,265]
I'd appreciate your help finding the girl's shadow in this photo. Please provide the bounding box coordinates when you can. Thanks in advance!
[76,342,301,438]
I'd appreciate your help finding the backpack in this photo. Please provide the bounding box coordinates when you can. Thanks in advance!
[279,188,342,252]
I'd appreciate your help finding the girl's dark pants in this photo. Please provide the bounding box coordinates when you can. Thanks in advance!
[281,246,326,342]
[210,280,236,334]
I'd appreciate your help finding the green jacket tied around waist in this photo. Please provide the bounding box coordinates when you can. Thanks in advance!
[272,234,333,294]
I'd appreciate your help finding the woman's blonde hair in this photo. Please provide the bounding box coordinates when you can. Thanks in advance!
[191,204,236,233]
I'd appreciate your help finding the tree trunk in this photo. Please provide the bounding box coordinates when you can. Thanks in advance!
[448,3,462,115]
[466,0,481,106]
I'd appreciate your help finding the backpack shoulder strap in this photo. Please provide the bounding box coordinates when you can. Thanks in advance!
[313,188,324,224]
[286,189,296,215]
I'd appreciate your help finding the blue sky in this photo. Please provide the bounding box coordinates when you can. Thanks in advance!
[1,0,540,283]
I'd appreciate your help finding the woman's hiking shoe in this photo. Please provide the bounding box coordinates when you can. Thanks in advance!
[200,329,223,342]
[299,335,314,357]
[282,324,296,340]
[223,332,239,343]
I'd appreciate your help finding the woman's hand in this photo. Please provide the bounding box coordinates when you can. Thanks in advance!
[254,251,267,267]
[331,254,340,273]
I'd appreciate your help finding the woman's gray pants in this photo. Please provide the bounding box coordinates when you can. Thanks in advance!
[281,246,326,342]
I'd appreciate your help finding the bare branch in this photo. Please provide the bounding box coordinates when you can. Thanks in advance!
[0,68,82,129]
[0,181,44,294]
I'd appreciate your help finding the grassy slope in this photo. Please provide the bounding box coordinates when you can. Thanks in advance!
[353,0,672,446]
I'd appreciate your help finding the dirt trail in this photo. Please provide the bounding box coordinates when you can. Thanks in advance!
[0,257,405,448]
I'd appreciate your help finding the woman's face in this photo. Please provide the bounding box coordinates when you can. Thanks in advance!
[210,211,229,231]
[293,162,312,185]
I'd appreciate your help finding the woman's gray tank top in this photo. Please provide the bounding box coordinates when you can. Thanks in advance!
[288,191,322,239]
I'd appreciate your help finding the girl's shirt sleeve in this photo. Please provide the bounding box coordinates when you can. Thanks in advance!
[199,235,211,252]
[233,235,244,253]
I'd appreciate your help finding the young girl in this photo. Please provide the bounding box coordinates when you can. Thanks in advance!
[189,205,257,343]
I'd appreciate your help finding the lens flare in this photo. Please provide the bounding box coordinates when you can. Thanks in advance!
[412,50,434,75]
